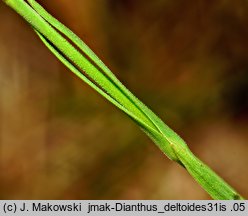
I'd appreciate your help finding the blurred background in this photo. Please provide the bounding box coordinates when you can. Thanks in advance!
[0,0,248,199]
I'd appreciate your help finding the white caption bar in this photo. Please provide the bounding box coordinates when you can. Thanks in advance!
[0,201,247,215]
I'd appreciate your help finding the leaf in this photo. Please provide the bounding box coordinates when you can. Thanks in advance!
[2,0,244,200]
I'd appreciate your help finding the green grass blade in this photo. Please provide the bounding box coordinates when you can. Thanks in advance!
[2,0,245,200]
[174,145,244,200]
[36,31,183,163]
[4,0,158,132]
[35,29,180,161]
[26,0,190,160]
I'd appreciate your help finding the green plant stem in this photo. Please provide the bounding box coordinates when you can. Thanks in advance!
[2,0,244,200]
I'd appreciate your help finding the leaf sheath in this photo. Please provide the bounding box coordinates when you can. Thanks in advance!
[2,0,244,200]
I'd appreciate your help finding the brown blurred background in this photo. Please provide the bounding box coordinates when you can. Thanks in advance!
[0,0,248,199]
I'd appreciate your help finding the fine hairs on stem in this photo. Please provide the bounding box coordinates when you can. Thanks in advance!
[2,0,245,200]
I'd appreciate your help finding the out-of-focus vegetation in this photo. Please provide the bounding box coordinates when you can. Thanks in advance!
[0,0,248,199]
